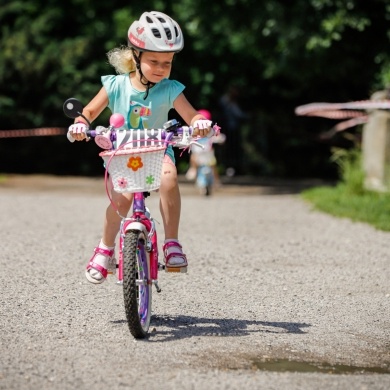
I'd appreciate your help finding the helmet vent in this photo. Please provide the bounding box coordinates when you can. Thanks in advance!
[164,28,172,39]
[151,28,173,40]
[152,28,162,38]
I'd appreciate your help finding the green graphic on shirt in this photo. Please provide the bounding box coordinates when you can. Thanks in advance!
[129,102,152,129]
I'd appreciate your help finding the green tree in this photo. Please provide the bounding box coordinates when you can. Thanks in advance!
[1,0,390,176]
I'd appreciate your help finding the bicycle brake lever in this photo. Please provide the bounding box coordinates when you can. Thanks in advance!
[190,140,205,149]
[173,126,192,148]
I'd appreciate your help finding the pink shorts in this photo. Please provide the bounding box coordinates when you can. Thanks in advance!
[163,154,175,167]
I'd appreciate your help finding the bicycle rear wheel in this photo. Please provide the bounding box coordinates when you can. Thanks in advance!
[122,230,152,338]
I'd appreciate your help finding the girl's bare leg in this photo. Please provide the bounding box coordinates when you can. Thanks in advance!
[102,190,133,247]
[159,161,181,239]
[86,188,133,283]
[159,161,187,267]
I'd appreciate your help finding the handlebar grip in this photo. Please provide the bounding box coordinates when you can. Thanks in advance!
[66,131,75,143]
[67,129,96,143]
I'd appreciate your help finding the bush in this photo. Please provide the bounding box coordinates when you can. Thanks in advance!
[330,147,365,195]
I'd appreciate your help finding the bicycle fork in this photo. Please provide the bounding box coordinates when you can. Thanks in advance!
[118,217,162,293]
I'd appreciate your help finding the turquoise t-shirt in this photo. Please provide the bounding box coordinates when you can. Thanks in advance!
[102,74,185,163]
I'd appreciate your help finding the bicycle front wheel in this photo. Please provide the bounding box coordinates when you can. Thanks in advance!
[122,230,152,338]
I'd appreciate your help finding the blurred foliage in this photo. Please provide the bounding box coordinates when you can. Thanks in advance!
[331,146,365,194]
[1,0,390,177]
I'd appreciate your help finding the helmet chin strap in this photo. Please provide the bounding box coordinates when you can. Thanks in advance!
[132,50,155,100]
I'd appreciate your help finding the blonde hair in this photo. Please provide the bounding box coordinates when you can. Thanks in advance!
[106,46,136,74]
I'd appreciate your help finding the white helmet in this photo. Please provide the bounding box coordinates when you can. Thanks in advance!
[128,11,184,52]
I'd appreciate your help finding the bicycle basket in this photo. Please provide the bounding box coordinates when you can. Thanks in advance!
[100,145,166,193]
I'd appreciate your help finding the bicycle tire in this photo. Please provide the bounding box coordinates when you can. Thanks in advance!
[122,230,152,338]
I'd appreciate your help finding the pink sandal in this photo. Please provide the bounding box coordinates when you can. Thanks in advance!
[163,241,188,273]
[85,246,116,284]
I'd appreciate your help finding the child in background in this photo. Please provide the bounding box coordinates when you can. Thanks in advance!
[186,109,225,189]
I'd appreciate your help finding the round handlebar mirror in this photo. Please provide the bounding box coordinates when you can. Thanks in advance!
[63,98,85,119]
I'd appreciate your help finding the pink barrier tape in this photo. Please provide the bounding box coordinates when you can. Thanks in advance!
[295,100,390,116]
[295,100,390,132]
[332,116,368,132]
[0,128,66,139]
[303,110,367,119]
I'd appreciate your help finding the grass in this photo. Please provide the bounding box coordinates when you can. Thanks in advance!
[301,184,390,231]
[301,147,390,232]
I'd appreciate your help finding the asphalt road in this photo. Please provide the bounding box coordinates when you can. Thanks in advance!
[0,175,389,390]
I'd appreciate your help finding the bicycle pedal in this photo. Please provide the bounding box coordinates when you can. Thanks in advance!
[165,266,187,273]
[106,261,117,276]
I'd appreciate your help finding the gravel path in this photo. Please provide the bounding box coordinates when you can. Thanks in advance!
[0,175,389,390]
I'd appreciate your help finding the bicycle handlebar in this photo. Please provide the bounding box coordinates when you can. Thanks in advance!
[80,118,219,151]
[63,98,221,150]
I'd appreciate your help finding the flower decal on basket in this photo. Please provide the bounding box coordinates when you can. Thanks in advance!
[117,177,128,189]
[145,175,155,185]
[127,156,143,171]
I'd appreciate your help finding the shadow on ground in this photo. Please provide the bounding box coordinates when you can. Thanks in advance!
[112,314,311,342]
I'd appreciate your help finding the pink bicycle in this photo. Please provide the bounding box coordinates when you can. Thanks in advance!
[63,98,220,338]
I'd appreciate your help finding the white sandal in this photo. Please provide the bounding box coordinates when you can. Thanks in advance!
[85,245,116,284]
[163,241,188,273]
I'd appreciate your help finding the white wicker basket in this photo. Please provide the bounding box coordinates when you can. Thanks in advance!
[100,145,166,193]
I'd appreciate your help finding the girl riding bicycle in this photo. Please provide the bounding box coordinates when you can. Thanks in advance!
[67,11,212,283]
